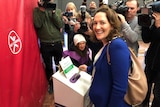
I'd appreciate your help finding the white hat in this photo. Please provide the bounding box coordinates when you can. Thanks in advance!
[73,34,86,46]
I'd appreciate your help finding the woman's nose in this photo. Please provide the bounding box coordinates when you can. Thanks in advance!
[95,23,101,29]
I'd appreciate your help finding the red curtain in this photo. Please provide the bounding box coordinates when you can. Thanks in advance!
[0,0,47,107]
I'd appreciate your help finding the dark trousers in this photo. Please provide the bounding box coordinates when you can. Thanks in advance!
[141,68,160,107]
[67,31,74,50]
[152,81,160,107]
[40,41,63,82]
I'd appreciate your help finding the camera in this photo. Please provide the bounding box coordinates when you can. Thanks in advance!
[78,5,88,33]
[138,1,160,27]
[63,12,73,18]
[38,0,56,10]
[109,0,129,15]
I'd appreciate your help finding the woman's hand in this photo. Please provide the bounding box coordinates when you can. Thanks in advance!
[79,64,88,72]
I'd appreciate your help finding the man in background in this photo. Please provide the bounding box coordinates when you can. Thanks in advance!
[87,1,97,17]
[33,0,63,94]
[118,0,141,56]
[139,1,160,106]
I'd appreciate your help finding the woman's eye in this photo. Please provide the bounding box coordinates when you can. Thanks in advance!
[100,21,105,25]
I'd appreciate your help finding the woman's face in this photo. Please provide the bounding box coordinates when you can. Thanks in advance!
[93,12,112,41]
[66,5,76,18]
[66,7,74,12]
[66,5,76,13]
[77,42,86,51]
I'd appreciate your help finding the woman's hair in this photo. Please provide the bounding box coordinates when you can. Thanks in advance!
[65,2,77,17]
[92,5,122,42]
[74,45,88,57]
[69,43,88,57]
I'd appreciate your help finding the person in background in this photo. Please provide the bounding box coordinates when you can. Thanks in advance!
[62,2,78,50]
[79,6,131,107]
[87,1,97,17]
[118,0,141,56]
[63,34,92,68]
[33,0,63,94]
[138,1,160,107]
[75,9,103,62]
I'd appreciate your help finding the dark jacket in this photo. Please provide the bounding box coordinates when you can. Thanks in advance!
[33,7,63,43]
[141,25,160,82]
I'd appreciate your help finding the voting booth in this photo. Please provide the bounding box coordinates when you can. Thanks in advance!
[52,56,92,107]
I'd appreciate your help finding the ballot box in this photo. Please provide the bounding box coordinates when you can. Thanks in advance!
[52,56,92,107]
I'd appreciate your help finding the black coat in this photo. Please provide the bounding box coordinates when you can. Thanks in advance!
[142,25,160,82]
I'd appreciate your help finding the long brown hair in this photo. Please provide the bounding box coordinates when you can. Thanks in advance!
[92,5,122,42]
[70,44,89,57]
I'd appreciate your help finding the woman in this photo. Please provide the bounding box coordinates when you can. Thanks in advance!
[79,5,131,107]
[62,2,78,50]
[63,34,92,67]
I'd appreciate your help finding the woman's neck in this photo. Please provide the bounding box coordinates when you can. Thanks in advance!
[102,39,108,46]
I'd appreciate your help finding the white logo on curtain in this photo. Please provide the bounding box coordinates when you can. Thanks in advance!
[8,30,22,54]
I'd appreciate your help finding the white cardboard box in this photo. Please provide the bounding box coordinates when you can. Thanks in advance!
[52,66,92,107]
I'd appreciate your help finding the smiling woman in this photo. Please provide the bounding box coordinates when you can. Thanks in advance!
[79,5,132,107]
[92,5,122,44]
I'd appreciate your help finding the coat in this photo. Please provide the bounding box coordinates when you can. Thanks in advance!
[87,38,132,107]
[142,25,160,82]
